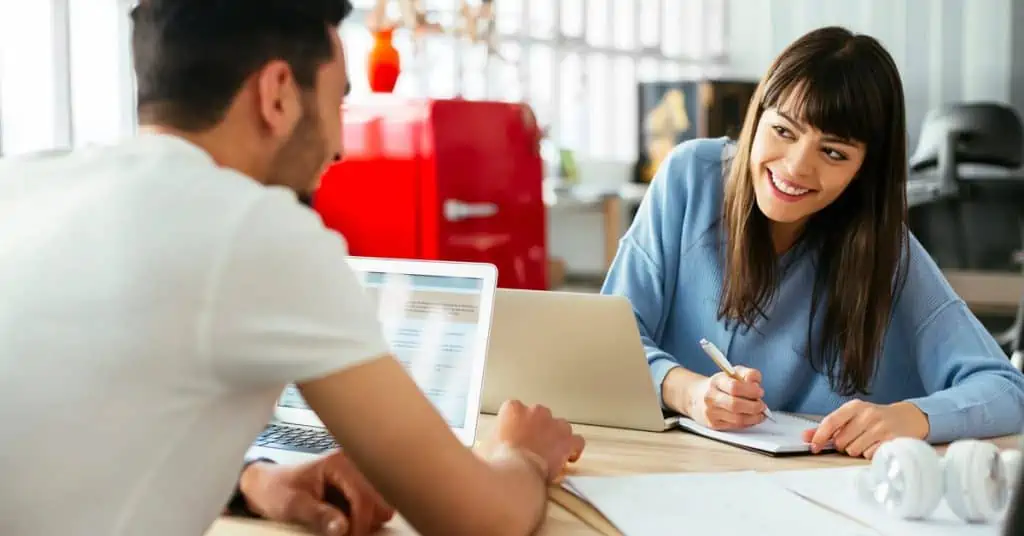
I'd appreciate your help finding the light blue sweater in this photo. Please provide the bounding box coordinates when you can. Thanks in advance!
[602,137,1024,444]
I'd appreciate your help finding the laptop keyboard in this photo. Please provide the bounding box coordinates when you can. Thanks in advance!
[254,423,338,454]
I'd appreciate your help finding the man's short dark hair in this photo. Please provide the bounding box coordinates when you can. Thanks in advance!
[131,0,353,131]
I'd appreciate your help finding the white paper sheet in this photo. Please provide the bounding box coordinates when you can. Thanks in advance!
[565,470,880,536]
[676,411,825,454]
[768,467,1006,536]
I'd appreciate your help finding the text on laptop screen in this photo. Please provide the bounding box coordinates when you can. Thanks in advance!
[278,270,485,430]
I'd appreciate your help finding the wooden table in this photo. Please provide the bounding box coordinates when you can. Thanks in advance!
[207,415,1020,535]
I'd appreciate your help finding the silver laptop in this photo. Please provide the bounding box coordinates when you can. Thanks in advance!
[246,257,499,464]
[481,289,678,432]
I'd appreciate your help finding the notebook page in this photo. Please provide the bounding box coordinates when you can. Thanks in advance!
[769,467,1004,536]
[565,471,879,536]
[676,412,821,453]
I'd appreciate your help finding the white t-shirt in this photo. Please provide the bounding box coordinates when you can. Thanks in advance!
[0,134,390,535]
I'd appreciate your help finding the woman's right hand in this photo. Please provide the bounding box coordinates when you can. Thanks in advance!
[684,367,768,430]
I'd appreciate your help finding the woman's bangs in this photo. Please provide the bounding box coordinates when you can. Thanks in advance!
[762,64,881,144]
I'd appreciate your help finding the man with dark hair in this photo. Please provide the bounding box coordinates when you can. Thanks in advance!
[0,2,584,535]
[130,0,352,193]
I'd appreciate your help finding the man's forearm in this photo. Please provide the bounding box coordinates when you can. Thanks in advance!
[471,443,549,536]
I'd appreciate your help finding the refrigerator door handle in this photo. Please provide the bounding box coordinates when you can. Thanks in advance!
[443,199,499,222]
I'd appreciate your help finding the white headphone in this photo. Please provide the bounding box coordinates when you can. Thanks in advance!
[856,437,1022,524]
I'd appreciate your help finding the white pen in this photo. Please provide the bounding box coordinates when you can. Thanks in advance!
[698,338,776,423]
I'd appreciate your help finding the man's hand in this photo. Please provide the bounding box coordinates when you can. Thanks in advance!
[802,400,930,459]
[480,400,586,482]
[238,452,394,536]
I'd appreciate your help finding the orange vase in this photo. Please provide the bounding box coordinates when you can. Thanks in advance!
[367,27,401,93]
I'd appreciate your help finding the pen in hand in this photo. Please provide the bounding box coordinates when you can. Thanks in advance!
[698,338,776,423]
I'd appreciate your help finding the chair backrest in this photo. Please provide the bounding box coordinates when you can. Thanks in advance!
[910,103,1024,172]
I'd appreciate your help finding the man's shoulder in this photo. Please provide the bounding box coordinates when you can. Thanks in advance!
[229,187,348,255]
[215,187,358,301]
[0,135,266,202]
[102,135,294,227]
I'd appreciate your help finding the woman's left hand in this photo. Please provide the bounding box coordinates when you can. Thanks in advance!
[801,400,931,459]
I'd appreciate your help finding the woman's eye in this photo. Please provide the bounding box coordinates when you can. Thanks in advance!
[823,148,847,161]
[771,125,794,139]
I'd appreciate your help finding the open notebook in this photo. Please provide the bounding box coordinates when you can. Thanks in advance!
[675,412,831,456]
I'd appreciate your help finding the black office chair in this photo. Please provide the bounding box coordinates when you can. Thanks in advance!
[908,103,1024,368]
[910,103,1023,193]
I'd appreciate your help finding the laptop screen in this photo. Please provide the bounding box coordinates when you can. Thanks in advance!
[276,267,488,432]
[362,270,484,429]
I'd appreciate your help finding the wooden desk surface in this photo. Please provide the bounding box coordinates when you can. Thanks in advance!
[208,415,1020,535]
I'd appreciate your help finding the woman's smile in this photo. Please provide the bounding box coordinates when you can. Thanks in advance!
[767,168,816,200]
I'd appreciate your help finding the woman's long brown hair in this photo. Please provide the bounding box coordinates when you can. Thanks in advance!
[719,26,910,396]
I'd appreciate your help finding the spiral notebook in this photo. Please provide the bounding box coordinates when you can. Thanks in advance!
[675,412,831,456]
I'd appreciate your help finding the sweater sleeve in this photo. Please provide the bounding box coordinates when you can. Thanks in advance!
[899,239,1024,443]
[600,142,695,408]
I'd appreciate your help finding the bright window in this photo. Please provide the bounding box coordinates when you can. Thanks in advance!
[558,53,584,151]
[0,0,729,163]
[0,0,63,156]
[562,0,586,39]
[585,0,611,47]
[69,0,136,148]
[340,0,728,162]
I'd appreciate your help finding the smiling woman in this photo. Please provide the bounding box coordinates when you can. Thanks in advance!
[601,25,1024,460]
[721,26,909,401]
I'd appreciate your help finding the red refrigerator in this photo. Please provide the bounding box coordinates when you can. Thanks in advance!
[314,95,548,290]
